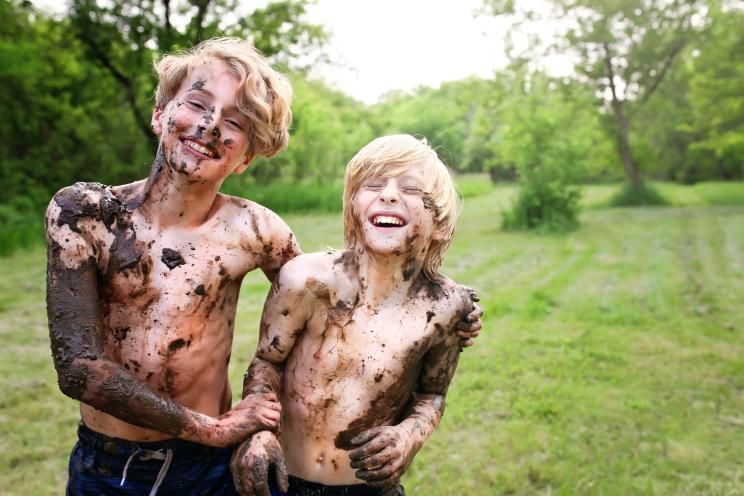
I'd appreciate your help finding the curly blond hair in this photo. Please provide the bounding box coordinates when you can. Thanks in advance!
[154,37,292,158]
[343,134,461,281]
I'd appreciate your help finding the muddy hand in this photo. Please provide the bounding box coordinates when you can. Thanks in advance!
[456,285,483,348]
[348,426,416,490]
[231,431,288,496]
[209,393,281,447]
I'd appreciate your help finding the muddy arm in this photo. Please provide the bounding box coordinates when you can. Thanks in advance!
[349,322,462,488]
[256,209,302,283]
[233,259,314,495]
[46,197,242,447]
[243,258,314,397]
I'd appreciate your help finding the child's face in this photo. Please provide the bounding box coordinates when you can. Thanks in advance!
[353,163,444,257]
[151,59,253,184]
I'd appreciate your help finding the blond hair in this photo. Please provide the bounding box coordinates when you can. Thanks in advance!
[343,134,460,281]
[154,37,292,158]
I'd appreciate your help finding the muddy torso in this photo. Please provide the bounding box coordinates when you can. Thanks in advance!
[50,181,291,441]
[278,253,462,484]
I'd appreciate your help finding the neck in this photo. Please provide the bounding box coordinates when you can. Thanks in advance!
[356,244,424,305]
[134,147,223,228]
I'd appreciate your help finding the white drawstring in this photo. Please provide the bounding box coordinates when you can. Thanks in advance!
[119,446,174,496]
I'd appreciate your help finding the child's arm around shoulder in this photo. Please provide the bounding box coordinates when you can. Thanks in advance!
[348,277,474,491]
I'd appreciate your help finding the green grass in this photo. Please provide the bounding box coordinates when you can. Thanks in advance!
[1,184,744,494]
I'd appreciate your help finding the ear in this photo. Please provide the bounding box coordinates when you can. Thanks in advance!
[431,223,449,242]
[151,107,163,136]
[233,150,255,175]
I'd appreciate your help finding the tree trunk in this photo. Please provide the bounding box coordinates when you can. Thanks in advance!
[611,101,642,187]
[602,41,642,187]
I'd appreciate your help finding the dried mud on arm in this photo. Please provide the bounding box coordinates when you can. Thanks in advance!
[242,258,313,398]
[349,297,466,489]
[248,206,302,283]
[46,187,260,447]
[233,260,313,495]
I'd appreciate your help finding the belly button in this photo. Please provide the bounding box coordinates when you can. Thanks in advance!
[316,453,324,465]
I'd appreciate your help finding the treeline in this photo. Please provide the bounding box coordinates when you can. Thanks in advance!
[1,0,743,250]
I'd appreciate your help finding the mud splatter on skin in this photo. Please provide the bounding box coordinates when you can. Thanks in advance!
[203,106,215,125]
[242,358,283,397]
[400,234,419,282]
[223,138,234,146]
[334,340,428,450]
[333,250,358,275]
[190,79,206,91]
[408,273,447,301]
[168,338,189,352]
[161,248,185,270]
[46,181,199,438]
[422,194,438,215]
[194,284,207,296]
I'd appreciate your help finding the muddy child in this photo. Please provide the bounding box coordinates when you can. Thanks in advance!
[45,38,301,495]
[231,135,482,496]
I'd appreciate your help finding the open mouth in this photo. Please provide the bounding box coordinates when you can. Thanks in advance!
[370,215,407,228]
[183,139,220,159]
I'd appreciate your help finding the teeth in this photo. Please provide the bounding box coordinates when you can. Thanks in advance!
[373,215,403,226]
[185,140,214,158]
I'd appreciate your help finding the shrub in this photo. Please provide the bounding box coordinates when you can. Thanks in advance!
[609,182,668,207]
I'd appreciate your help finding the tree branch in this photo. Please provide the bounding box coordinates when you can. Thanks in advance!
[192,0,212,43]
[78,30,153,141]
[640,40,686,103]
[163,0,173,49]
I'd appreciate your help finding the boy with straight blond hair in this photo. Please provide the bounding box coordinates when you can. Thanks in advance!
[231,134,481,496]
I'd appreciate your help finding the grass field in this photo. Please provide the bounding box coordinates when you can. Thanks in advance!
[1,183,743,494]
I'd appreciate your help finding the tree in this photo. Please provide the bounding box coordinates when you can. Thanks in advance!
[684,2,744,180]
[496,68,607,231]
[482,0,707,192]
[68,0,327,143]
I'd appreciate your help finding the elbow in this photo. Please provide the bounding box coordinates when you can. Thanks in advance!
[55,359,93,400]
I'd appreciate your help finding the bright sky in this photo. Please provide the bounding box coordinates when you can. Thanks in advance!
[307,0,512,103]
[35,0,570,104]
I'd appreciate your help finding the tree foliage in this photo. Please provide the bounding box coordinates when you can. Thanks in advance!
[482,0,707,192]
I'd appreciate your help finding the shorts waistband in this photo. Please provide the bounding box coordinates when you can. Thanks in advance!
[77,422,219,458]
[286,475,390,496]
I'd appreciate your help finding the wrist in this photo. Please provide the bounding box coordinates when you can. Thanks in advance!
[397,419,424,453]
[184,411,220,445]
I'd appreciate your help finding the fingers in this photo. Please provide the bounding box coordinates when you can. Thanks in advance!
[251,463,271,496]
[257,406,281,424]
[230,445,252,496]
[362,465,404,487]
[349,449,395,470]
[349,429,392,461]
[349,427,385,448]
[273,446,289,493]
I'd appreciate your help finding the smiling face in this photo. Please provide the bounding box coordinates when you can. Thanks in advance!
[151,59,254,184]
[353,163,443,257]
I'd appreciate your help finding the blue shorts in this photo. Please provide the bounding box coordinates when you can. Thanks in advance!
[67,422,239,496]
[270,475,404,496]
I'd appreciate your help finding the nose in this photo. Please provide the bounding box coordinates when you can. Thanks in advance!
[201,107,222,139]
[379,181,399,204]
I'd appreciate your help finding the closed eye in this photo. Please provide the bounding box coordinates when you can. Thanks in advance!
[188,100,206,111]
[226,119,244,131]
